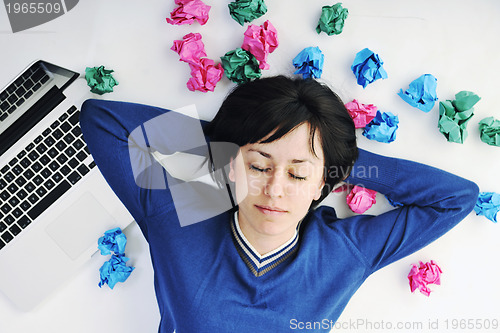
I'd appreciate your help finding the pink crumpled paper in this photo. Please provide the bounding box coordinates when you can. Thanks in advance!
[171,33,223,92]
[166,0,211,26]
[171,33,207,65]
[187,58,224,92]
[334,184,377,214]
[346,185,377,213]
[408,260,442,296]
[241,20,278,70]
[345,99,378,128]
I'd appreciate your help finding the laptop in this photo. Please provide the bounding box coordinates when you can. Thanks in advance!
[0,60,133,311]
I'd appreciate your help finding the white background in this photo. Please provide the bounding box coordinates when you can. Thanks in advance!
[1,0,499,332]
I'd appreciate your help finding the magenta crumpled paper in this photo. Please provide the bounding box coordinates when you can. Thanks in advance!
[166,0,211,26]
[187,58,224,92]
[408,260,442,296]
[345,99,378,128]
[346,185,377,213]
[241,20,278,70]
[171,33,223,92]
[171,32,207,65]
[334,184,377,214]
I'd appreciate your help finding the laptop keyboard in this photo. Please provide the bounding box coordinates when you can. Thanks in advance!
[0,105,95,251]
[0,62,51,123]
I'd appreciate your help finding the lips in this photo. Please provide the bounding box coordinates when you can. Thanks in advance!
[255,205,288,215]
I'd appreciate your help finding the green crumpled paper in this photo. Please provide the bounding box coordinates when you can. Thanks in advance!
[438,91,480,143]
[85,66,118,95]
[478,117,500,147]
[228,0,267,26]
[220,48,261,84]
[316,3,348,36]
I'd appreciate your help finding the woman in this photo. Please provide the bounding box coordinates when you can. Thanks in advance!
[80,76,478,332]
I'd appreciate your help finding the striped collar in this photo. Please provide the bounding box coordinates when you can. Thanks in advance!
[230,211,300,277]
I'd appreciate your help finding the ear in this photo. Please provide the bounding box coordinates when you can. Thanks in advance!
[228,156,236,182]
[313,178,325,201]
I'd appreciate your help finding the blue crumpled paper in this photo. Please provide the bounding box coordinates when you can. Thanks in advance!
[474,192,500,223]
[351,48,388,88]
[98,227,127,255]
[292,46,324,79]
[398,74,438,112]
[98,254,135,289]
[363,110,399,143]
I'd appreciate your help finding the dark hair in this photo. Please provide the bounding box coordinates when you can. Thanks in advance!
[204,75,358,208]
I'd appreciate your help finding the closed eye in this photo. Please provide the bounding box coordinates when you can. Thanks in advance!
[250,165,307,181]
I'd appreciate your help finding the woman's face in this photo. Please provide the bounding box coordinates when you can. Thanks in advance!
[229,122,325,241]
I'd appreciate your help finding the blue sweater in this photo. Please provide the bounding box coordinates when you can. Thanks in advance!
[80,99,479,333]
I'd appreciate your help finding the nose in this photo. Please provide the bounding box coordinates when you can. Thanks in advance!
[264,171,286,198]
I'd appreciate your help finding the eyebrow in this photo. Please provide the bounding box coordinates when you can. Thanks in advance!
[247,148,314,164]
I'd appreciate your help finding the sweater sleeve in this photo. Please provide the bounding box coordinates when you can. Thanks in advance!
[339,148,479,273]
[79,99,211,234]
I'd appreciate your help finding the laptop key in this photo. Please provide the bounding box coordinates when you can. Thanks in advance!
[0,179,6,190]
[20,200,31,211]
[1,203,12,214]
[18,216,31,229]
[4,215,15,225]
[25,182,35,193]
[0,113,8,122]
[9,224,21,236]
[27,180,71,220]
[5,171,14,182]
[68,171,81,185]
[0,222,6,232]
[27,193,39,204]
[12,208,22,218]
[0,190,9,201]
[0,239,5,250]
[23,169,35,180]
[1,231,14,244]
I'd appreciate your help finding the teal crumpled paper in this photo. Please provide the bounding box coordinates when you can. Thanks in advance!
[85,66,118,95]
[292,46,324,79]
[438,91,480,143]
[474,192,500,223]
[478,117,500,147]
[351,48,388,88]
[316,3,348,36]
[228,0,267,26]
[220,48,262,84]
[98,254,135,289]
[98,227,127,255]
[363,110,399,143]
[398,74,438,112]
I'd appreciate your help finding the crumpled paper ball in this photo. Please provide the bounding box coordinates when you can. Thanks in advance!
[316,3,348,36]
[344,99,378,129]
[478,117,500,147]
[98,254,135,289]
[346,185,377,214]
[292,46,324,79]
[171,32,207,65]
[408,260,442,296]
[220,48,262,84]
[362,110,399,143]
[438,91,480,144]
[228,0,267,26]
[351,48,388,88]
[474,192,500,222]
[97,227,127,256]
[85,66,118,95]
[398,74,438,112]
[241,20,278,70]
[166,0,211,26]
[187,58,224,92]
